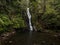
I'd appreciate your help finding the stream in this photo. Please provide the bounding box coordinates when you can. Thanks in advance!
[3,31,60,45]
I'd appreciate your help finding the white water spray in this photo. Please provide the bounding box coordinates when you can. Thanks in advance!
[27,8,33,31]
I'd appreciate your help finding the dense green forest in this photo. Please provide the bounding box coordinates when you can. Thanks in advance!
[0,0,60,45]
[0,0,60,32]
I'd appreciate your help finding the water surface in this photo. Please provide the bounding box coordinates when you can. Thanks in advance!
[4,31,60,45]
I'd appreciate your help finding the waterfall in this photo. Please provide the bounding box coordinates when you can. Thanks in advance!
[27,8,33,31]
[26,1,33,45]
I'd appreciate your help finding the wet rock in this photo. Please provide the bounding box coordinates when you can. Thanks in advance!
[2,37,8,40]
[54,34,58,37]
[9,41,12,43]
[42,41,46,43]
[0,38,2,45]
[58,34,60,36]
[0,31,16,45]
[1,31,16,37]
[33,43,39,45]
[12,31,15,34]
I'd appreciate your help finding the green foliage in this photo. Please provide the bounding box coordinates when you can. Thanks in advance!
[0,14,26,32]
[0,14,12,26]
[0,0,26,32]
[0,0,60,32]
[12,14,26,28]
[30,0,60,30]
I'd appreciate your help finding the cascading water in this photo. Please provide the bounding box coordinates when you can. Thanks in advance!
[27,8,33,31]
[26,8,33,45]
[26,0,33,31]
[26,0,33,45]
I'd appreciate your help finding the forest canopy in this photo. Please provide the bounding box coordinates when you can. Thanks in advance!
[0,0,60,32]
